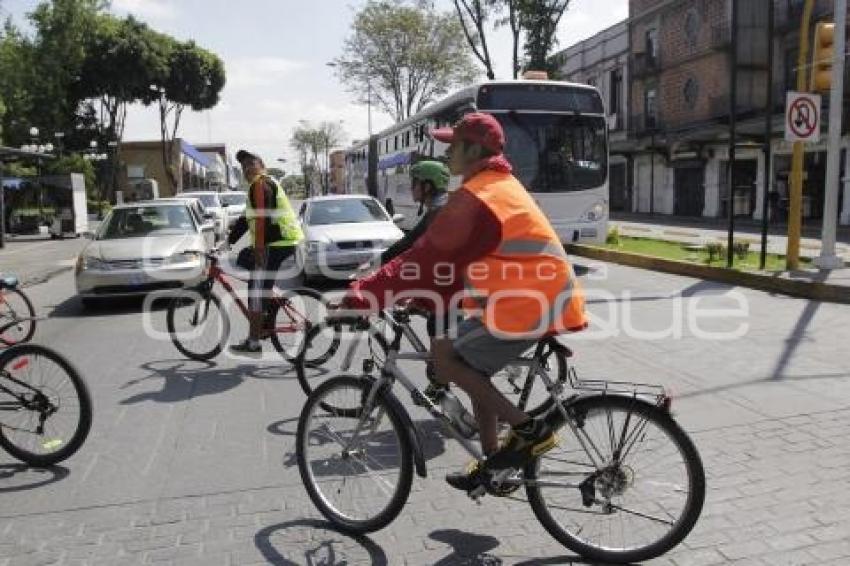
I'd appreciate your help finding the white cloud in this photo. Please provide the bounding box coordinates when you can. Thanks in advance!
[226,57,308,89]
[111,0,177,21]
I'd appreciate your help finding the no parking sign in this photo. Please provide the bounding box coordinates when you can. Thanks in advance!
[785,91,822,143]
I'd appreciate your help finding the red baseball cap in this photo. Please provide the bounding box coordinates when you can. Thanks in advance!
[430,112,505,153]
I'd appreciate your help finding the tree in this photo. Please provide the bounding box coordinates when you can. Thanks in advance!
[280,175,306,199]
[42,154,96,198]
[332,0,478,121]
[452,0,496,80]
[289,121,346,196]
[154,39,225,192]
[518,0,571,73]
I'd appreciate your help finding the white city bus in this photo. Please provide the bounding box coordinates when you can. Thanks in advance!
[343,78,609,243]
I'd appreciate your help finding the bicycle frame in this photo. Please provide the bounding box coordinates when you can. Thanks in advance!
[340,310,615,490]
[201,256,307,334]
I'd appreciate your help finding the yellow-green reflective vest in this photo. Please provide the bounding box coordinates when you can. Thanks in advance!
[246,174,303,247]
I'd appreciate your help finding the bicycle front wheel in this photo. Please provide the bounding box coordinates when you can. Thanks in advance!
[0,288,36,346]
[297,375,413,534]
[0,344,93,466]
[269,287,329,362]
[295,321,388,401]
[526,394,705,564]
[166,291,229,361]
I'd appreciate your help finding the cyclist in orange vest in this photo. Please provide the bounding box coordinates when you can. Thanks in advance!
[342,113,587,492]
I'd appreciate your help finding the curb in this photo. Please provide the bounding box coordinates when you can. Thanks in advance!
[566,244,850,304]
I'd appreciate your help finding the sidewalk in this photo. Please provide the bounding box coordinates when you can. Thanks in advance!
[610,214,850,263]
[0,236,87,287]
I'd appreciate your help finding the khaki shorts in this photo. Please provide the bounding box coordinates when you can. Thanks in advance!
[452,317,538,377]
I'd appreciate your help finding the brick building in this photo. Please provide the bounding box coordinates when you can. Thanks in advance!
[330,150,346,194]
[560,0,850,226]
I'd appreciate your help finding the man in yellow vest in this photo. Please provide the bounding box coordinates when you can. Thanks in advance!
[229,150,303,355]
[342,113,587,492]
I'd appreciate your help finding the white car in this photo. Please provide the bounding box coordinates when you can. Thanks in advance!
[75,201,214,308]
[297,195,404,281]
[180,191,227,241]
[219,191,247,227]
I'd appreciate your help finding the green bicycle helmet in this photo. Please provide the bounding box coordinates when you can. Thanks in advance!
[410,160,450,192]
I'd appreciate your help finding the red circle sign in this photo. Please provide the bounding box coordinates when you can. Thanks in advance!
[788,96,819,139]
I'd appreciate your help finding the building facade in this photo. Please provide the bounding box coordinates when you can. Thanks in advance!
[559,0,850,226]
[118,139,213,199]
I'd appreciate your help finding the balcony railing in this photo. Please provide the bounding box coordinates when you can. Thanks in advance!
[630,52,661,79]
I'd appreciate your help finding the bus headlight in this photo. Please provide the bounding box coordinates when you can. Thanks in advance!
[581,202,608,222]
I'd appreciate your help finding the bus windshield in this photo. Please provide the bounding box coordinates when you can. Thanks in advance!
[492,112,608,193]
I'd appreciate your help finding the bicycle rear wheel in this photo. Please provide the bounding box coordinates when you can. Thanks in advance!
[166,291,229,361]
[0,288,36,346]
[297,375,413,534]
[269,287,329,362]
[526,394,705,564]
[0,344,93,466]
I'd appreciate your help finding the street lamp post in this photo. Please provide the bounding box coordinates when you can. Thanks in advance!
[54,132,65,158]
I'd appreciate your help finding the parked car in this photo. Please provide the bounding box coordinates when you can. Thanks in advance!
[75,201,214,308]
[218,191,247,227]
[180,191,227,241]
[296,195,404,281]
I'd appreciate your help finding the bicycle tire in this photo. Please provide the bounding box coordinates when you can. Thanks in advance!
[0,288,36,346]
[295,321,388,403]
[0,344,93,466]
[268,287,330,363]
[166,291,230,361]
[525,394,705,564]
[297,375,413,534]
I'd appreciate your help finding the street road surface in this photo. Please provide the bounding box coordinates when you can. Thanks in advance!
[1,256,849,565]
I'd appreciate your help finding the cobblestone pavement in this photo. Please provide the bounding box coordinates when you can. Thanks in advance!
[1,260,849,565]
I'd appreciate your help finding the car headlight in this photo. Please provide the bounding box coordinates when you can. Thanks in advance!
[77,255,106,271]
[167,251,202,265]
[581,202,608,222]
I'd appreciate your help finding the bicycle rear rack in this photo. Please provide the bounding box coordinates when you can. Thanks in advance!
[567,367,670,408]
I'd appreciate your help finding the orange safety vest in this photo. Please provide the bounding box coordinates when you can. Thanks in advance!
[461,170,587,337]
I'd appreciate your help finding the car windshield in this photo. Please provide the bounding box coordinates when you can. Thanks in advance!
[219,193,246,206]
[307,199,388,226]
[186,193,219,208]
[492,113,608,193]
[98,206,195,239]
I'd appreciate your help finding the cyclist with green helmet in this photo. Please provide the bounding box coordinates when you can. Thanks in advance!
[379,160,451,264]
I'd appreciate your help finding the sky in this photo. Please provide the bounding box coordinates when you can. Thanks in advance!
[3,0,628,174]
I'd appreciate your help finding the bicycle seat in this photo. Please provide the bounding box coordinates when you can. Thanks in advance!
[0,275,19,289]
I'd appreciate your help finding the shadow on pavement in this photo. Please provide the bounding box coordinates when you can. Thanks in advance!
[119,359,297,404]
[279,418,447,470]
[255,518,388,565]
[429,529,502,565]
[0,463,69,493]
[47,295,170,319]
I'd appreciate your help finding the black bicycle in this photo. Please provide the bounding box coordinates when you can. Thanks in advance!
[0,343,92,466]
[296,309,705,564]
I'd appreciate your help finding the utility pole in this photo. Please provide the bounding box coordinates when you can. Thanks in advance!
[727,0,739,269]
[814,0,847,269]
[760,0,775,270]
[787,0,815,270]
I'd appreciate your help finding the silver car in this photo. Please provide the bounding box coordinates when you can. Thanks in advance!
[219,191,247,227]
[296,195,404,281]
[181,191,227,241]
[75,201,214,307]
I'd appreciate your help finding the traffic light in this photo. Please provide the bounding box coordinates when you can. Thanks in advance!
[811,22,835,92]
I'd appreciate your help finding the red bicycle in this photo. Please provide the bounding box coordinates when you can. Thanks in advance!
[166,249,328,362]
[0,275,36,346]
